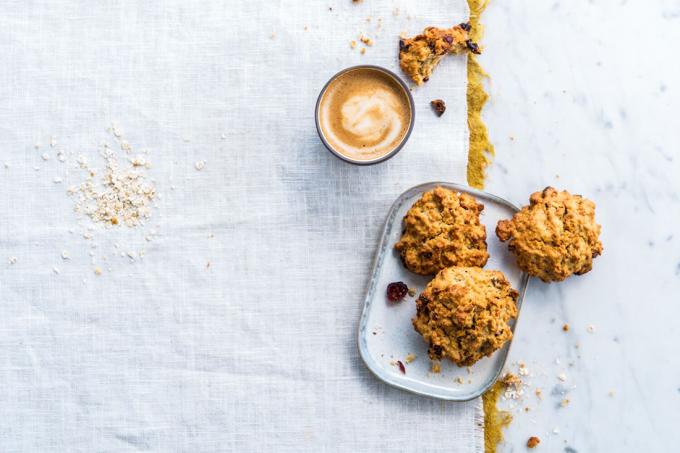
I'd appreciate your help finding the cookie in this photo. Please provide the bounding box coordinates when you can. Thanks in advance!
[496,187,603,282]
[398,23,479,86]
[412,266,518,367]
[395,187,489,275]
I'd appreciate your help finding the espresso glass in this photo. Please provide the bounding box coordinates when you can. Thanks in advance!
[315,65,415,165]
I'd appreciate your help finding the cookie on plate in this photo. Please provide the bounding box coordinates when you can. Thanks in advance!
[496,187,603,282]
[399,23,479,86]
[412,266,518,367]
[395,187,489,275]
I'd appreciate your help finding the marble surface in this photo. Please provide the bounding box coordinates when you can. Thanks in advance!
[480,0,680,451]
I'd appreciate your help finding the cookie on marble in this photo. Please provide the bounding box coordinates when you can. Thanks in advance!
[412,266,518,367]
[395,187,489,275]
[496,187,603,282]
[398,23,479,86]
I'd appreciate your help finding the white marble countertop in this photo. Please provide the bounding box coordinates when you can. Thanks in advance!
[480,0,680,451]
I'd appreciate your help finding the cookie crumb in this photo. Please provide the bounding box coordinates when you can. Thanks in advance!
[61,251,70,260]
[407,287,416,297]
[527,436,540,448]
[558,373,567,382]
[405,353,416,364]
[359,35,373,46]
[430,99,446,116]
[562,323,569,331]
[94,266,102,276]
[431,361,441,373]
[194,160,206,171]
[560,398,570,407]
[360,48,366,55]
[587,324,596,333]
[350,40,357,49]
[41,153,50,161]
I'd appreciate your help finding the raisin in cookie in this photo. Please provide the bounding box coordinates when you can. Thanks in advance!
[412,266,518,367]
[496,187,603,282]
[399,22,479,86]
[395,187,489,275]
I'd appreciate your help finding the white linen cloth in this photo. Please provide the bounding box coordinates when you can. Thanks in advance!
[0,1,482,451]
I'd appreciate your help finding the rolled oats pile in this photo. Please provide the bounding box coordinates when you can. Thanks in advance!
[68,136,156,228]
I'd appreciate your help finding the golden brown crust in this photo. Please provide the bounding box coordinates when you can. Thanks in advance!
[395,187,489,275]
[412,267,518,367]
[399,24,477,85]
[496,187,603,282]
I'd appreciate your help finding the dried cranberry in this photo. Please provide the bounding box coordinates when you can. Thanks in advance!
[386,282,409,302]
[443,35,453,44]
[460,22,472,32]
[397,360,406,374]
[430,99,446,117]
[466,39,481,54]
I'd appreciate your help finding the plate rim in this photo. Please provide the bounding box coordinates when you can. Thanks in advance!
[357,181,531,401]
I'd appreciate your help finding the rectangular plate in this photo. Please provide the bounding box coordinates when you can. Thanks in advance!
[358,182,529,401]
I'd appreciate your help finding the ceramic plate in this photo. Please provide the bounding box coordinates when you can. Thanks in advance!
[358,182,530,401]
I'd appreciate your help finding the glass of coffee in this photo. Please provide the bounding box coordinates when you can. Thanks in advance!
[315,65,415,165]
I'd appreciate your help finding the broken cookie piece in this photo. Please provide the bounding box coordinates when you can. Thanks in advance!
[431,99,446,116]
[399,22,478,85]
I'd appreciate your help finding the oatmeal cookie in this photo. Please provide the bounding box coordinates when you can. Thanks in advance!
[412,267,518,367]
[496,187,603,282]
[399,22,479,85]
[395,187,489,275]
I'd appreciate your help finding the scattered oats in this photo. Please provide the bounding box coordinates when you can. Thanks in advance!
[555,358,561,365]
[558,373,567,382]
[145,234,153,242]
[455,376,465,384]
[126,251,135,261]
[68,228,74,234]
[41,153,50,161]
[501,373,524,400]
[405,353,416,364]
[560,398,570,407]
[118,141,131,153]
[360,48,366,55]
[57,152,66,162]
[88,250,95,257]
[194,160,206,171]
[83,233,92,240]
[3,162,8,168]
[562,323,569,332]
[34,142,41,150]
[608,390,615,397]
[8,256,17,265]
[553,427,560,435]
[52,267,60,274]
[220,133,226,140]
[53,177,63,184]
[94,266,102,275]
[112,125,122,138]
[399,31,408,39]
[49,136,57,147]
[61,251,70,260]
[518,362,530,376]
[76,155,88,168]
[130,156,148,167]
[33,166,40,171]
[587,324,596,333]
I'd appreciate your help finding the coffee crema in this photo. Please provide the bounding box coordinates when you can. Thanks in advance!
[318,68,412,161]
